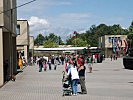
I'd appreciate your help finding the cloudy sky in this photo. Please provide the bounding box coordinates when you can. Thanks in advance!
[17,0,133,41]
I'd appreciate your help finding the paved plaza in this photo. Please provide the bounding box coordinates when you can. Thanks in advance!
[0,58,133,100]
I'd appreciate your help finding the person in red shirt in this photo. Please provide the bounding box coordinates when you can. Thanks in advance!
[77,54,83,67]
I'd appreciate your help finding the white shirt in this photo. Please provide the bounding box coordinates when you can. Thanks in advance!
[67,65,79,80]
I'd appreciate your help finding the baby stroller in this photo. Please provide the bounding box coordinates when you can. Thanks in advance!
[62,71,72,96]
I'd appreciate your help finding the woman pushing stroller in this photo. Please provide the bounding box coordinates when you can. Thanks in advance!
[65,58,87,96]
[66,59,79,96]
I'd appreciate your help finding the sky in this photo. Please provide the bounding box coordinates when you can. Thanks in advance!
[17,0,133,41]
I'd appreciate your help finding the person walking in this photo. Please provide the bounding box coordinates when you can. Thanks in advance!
[48,57,52,70]
[37,57,43,72]
[54,58,58,70]
[78,60,87,94]
[113,55,116,60]
[61,56,65,65]
[110,54,113,61]
[115,55,118,60]
[87,55,93,73]
[51,56,55,66]
[67,59,79,96]
[77,54,83,67]
[43,59,47,71]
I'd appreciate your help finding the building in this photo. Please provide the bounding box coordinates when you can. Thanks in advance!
[0,0,17,86]
[16,20,30,63]
[34,46,88,56]
[99,35,127,58]
[29,36,34,57]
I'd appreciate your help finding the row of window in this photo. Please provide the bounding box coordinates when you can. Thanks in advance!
[108,37,121,43]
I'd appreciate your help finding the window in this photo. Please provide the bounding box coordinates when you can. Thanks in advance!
[108,37,112,43]
[16,25,20,35]
[111,37,114,43]
[118,37,121,40]
[115,37,117,42]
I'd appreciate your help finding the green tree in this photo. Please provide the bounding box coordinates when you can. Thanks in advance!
[129,21,133,33]
[34,33,64,46]
[127,33,133,47]
[71,38,88,47]
[58,36,64,45]
[47,33,59,43]
[43,40,59,48]
[34,34,45,45]
[127,33,133,40]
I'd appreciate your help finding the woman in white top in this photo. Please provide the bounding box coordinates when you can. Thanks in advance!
[67,59,79,96]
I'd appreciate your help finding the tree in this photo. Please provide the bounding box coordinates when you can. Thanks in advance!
[34,34,45,45]
[129,21,133,33]
[43,40,59,48]
[127,33,133,47]
[58,36,64,45]
[34,33,64,46]
[47,33,59,43]
[71,38,88,47]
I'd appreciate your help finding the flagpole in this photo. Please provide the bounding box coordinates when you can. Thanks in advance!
[74,31,77,61]
[75,37,77,62]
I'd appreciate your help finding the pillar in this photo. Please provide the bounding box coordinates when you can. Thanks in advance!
[0,29,4,86]
[24,45,28,62]
[105,48,108,58]
[12,37,17,74]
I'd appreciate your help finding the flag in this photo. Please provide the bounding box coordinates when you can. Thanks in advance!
[72,31,77,38]
[112,39,117,53]
[123,40,128,53]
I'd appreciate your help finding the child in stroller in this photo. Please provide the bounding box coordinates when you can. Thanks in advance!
[62,71,72,96]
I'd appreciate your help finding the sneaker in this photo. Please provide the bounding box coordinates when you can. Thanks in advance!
[73,94,77,96]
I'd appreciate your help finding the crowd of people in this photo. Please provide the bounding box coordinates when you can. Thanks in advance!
[110,54,118,61]
[33,54,96,96]
[34,55,65,72]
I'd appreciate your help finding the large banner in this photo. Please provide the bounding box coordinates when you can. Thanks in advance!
[112,37,128,54]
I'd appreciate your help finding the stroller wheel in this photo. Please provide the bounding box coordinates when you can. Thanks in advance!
[62,92,65,96]
[62,94,65,96]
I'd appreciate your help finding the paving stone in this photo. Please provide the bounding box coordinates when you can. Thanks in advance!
[0,58,133,100]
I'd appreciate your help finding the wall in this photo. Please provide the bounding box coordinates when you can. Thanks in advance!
[17,21,29,46]
[0,29,4,86]
[0,0,4,26]
[29,36,34,57]
[3,0,17,34]
[29,36,34,50]
[105,35,127,48]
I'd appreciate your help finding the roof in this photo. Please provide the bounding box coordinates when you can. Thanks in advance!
[34,47,98,51]
[34,47,88,51]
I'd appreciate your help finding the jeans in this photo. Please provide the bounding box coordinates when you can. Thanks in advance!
[61,61,64,65]
[72,79,79,94]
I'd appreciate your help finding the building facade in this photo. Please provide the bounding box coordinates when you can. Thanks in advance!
[0,0,17,86]
[16,20,30,63]
[29,36,34,58]
[99,35,127,58]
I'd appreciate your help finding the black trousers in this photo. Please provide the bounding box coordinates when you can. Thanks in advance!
[49,64,51,70]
